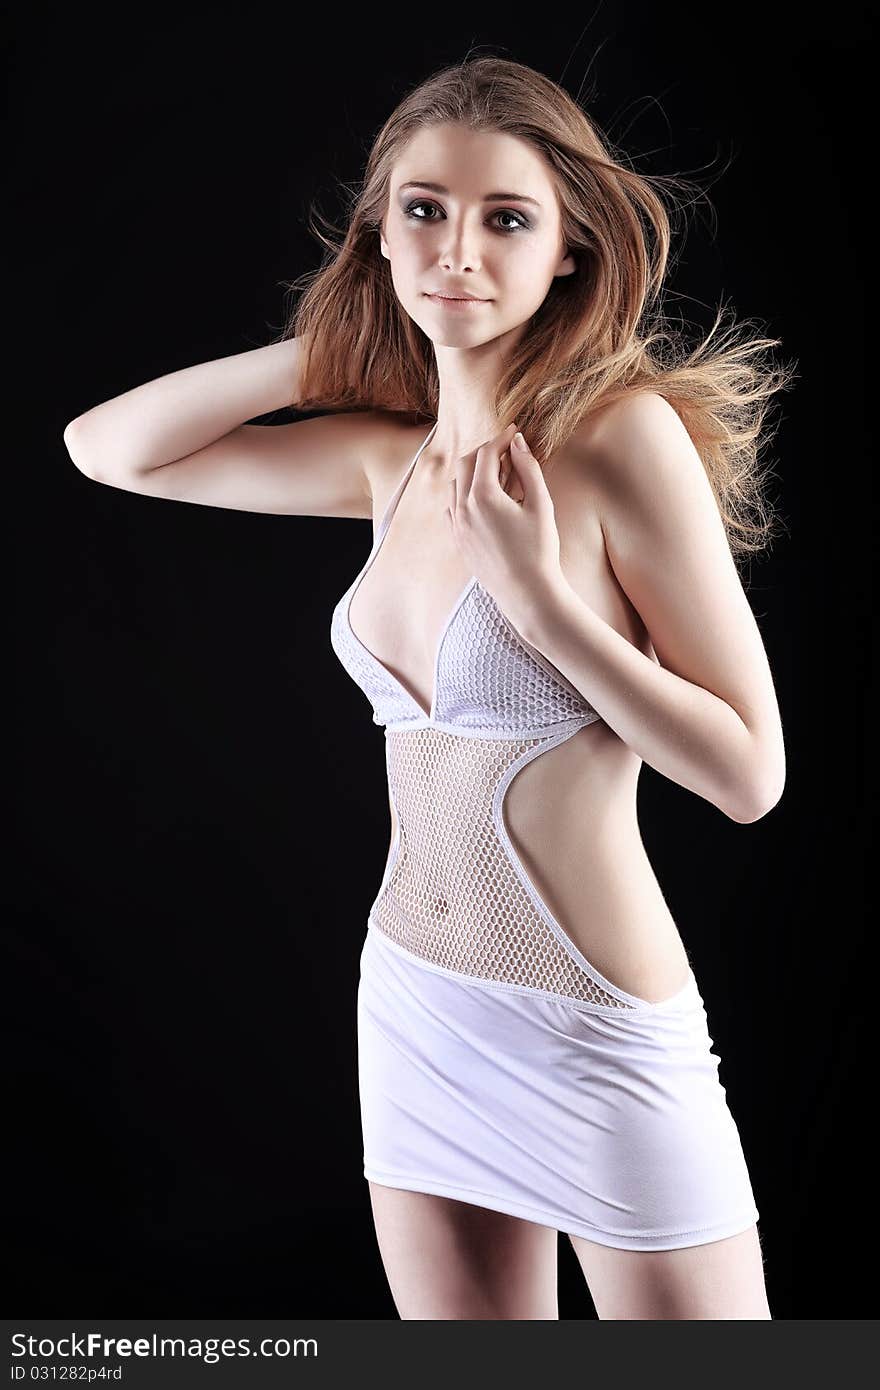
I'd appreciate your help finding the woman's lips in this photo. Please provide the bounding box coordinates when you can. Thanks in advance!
[425,293,491,309]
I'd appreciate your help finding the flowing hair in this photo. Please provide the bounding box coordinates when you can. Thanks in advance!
[271,55,797,568]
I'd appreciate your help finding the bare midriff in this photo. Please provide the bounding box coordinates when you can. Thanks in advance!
[381,721,692,1007]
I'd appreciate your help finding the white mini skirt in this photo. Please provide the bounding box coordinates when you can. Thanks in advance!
[357,923,760,1252]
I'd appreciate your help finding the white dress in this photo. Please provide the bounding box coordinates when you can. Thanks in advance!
[330,422,760,1251]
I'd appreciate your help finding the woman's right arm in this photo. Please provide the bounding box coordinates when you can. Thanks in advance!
[62,336,383,519]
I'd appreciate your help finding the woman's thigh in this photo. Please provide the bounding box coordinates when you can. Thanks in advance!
[367,1181,559,1319]
[568,1223,771,1319]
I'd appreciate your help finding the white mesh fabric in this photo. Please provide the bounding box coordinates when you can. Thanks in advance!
[329,424,620,1009]
[434,582,599,729]
[372,727,636,1009]
[331,574,602,733]
[328,420,601,733]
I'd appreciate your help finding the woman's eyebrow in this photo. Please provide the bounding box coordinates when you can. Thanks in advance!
[398,180,542,208]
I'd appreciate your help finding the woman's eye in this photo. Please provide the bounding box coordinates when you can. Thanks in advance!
[404,200,528,233]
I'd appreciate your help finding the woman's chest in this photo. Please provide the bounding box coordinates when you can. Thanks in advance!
[347,458,651,720]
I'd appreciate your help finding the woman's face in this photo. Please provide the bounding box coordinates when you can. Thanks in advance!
[380,123,576,348]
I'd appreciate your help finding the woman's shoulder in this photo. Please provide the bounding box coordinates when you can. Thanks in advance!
[550,390,676,488]
[362,410,435,486]
[565,390,673,453]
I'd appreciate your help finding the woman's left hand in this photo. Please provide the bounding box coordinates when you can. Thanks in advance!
[446,422,566,627]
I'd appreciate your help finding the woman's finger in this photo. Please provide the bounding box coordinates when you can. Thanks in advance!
[499,449,512,491]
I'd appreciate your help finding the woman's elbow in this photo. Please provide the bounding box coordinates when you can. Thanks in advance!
[727,759,786,824]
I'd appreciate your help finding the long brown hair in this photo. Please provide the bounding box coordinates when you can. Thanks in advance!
[272,55,797,568]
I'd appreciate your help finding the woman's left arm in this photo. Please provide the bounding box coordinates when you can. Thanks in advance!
[508,394,786,823]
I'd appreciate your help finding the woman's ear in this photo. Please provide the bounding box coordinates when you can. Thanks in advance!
[555,246,577,278]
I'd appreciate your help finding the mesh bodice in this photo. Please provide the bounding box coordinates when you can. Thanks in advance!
[374,727,635,1009]
[330,422,639,1011]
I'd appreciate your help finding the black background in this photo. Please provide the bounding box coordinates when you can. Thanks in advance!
[8,3,871,1318]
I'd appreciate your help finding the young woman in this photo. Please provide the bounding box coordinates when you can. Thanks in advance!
[64,56,793,1319]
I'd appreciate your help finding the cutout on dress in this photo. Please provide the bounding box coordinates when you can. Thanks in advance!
[371,725,641,1010]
